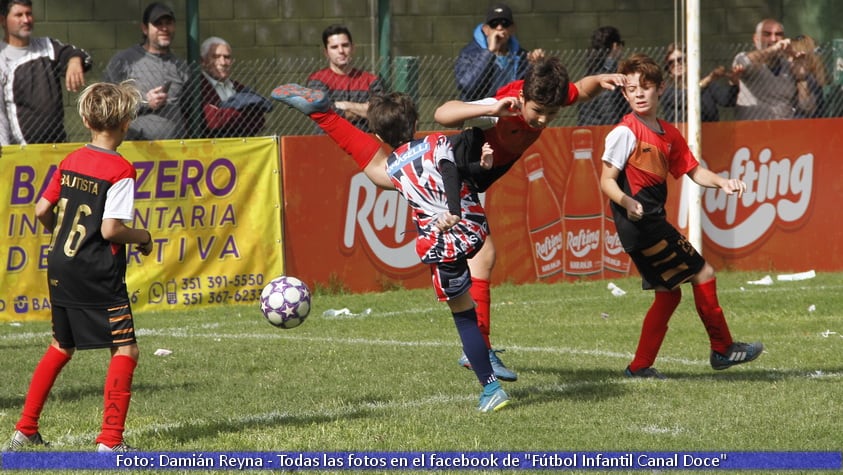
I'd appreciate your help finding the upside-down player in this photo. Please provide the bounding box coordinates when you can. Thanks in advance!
[272,84,509,412]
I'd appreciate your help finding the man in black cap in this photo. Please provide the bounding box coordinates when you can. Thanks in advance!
[454,3,541,102]
[103,2,191,140]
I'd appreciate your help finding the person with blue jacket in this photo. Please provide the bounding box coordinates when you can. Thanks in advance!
[454,3,541,102]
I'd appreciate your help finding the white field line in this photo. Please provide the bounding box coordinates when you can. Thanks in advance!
[45,378,647,448]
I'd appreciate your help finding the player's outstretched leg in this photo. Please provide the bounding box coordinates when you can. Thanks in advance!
[271,84,331,115]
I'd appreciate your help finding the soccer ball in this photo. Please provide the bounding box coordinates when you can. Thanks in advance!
[259,275,311,329]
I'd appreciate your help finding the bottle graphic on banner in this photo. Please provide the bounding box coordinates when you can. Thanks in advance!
[563,129,603,278]
[524,153,564,279]
[603,198,631,276]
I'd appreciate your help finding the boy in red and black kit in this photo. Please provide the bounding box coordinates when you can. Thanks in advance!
[600,54,763,379]
[8,82,153,452]
[434,57,626,380]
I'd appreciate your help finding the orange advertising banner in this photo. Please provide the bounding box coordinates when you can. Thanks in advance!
[281,118,841,292]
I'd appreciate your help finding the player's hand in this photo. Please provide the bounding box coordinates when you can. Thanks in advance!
[480,142,494,170]
[137,232,153,256]
[622,196,644,221]
[435,213,460,231]
[527,48,545,63]
[65,58,86,92]
[600,73,626,91]
[721,178,747,198]
[492,97,520,117]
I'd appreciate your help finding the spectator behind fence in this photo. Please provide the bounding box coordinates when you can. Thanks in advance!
[790,34,827,118]
[102,2,190,140]
[454,3,542,102]
[305,24,384,133]
[0,0,91,145]
[191,36,271,138]
[732,18,801,120]
[660,43,739,123]
[577,25,631,126]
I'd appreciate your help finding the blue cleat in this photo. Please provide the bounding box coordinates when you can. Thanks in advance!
[458,349,518,381]
[270,83,331,115]
[488,349,518,382]
[710,341,764,370]
[477,381,510,413]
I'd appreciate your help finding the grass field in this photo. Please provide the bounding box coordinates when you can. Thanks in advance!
[1,270,841,474]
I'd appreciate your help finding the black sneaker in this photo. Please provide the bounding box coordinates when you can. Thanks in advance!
[710,342,764,370]
[624,366,667,379]
[7,430,49,451]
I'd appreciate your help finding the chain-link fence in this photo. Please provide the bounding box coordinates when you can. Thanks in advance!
[41,41,843,144]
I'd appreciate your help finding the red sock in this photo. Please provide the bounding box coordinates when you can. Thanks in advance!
[469,278,492,348]
[95,355,137,448]
[311,110,381,169]
[629,289,682,372]
[15,346,71,435]
[692,278,733,354]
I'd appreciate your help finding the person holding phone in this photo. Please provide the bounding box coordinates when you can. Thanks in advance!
[102,2,190,140]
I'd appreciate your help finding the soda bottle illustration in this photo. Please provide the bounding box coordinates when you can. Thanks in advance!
[524,153,565,279]
[603,198,631,276]
[563,129,603,279]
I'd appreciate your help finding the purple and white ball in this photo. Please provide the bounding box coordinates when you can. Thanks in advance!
[260,276,311,329]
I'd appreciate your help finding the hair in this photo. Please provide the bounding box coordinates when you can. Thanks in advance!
[585,26,623,75]
[321,24,352,48]
[200,36,230,58]
[522,56,570,107]
[0,0,30,16]
[791,34,827,86]
[77,81,142,132]
[367,93,418,148]
[618,53,664,88]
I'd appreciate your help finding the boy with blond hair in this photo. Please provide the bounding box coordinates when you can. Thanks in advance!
[8,81,153,452]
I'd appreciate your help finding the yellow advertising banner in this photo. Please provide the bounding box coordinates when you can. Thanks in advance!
[1,137,284,322]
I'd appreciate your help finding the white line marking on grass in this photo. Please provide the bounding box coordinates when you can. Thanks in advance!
[45,379,638,449]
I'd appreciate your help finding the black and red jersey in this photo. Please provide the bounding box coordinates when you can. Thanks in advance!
[41,145,137,307]
[601,113,699,250]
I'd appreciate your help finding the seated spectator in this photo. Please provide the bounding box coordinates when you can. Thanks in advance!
[661,43,739,123]
[193,36,271,137]
[305,24,384,132]
[790,34,827,118]
[577,26,631,125]
[102,2,190,140]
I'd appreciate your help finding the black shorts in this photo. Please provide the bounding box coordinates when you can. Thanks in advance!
[52,304,137,350]
[628,228,705,290]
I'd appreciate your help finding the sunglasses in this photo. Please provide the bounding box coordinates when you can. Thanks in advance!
[667,56,685,67]
[488,18,512,28]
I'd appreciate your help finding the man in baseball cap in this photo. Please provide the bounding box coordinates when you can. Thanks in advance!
[102,2,189,140]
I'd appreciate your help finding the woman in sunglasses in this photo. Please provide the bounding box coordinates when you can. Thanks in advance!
[661,43,740,123]
[455,3,543,102]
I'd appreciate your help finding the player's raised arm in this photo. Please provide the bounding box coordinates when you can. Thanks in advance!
[434,97,519,127]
